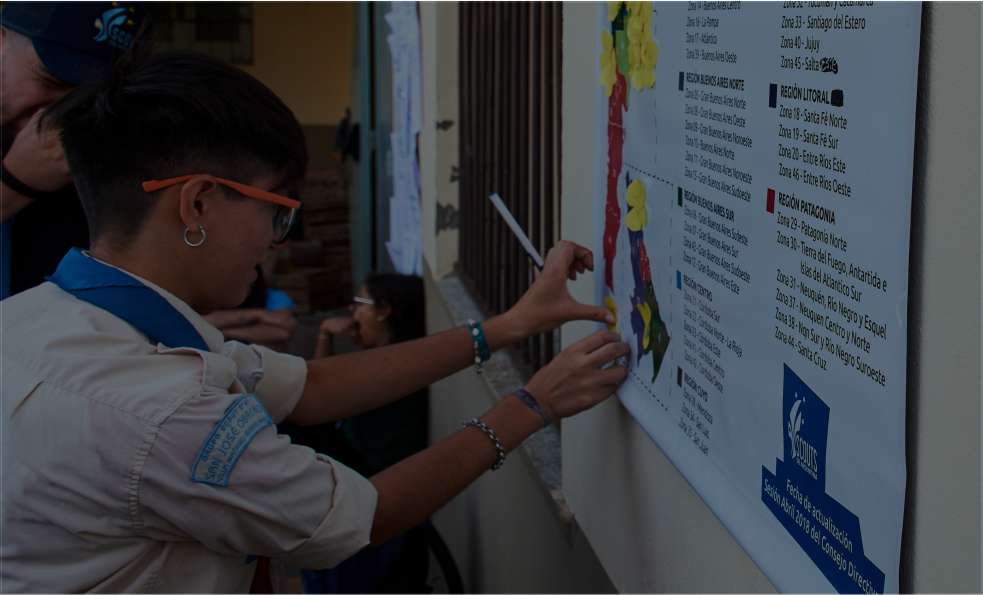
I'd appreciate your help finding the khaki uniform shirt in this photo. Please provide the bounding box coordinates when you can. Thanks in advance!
[1,266,378,592]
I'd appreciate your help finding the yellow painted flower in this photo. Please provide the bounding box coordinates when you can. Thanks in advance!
[631,63,656,90]
[626,178,646,208]
[624,1,657,91]
[628,37,641,70]
[626,14,645,44]
[632,37,658,89]
[631,42,658,89]
[635,1,653,28]
[608,1,622,22]
[604,295,619,331]
[625,179,647,231]
[642,38,659,68]
[636,301,652,349]
[602,29,615,53]
[599,30,617,97]
[626,205,647,231]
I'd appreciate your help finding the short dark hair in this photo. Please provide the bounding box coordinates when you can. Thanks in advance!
[43,50,307,246]
[364,273,425,344]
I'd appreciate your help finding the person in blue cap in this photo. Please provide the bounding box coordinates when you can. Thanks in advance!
[0,2,149,298]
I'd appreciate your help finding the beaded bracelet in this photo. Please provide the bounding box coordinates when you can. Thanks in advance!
[466,319,491,374]
[463,418,506,470]
[515,387,551,428]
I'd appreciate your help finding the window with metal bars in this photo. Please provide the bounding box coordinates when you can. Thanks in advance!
[458,2,563,372]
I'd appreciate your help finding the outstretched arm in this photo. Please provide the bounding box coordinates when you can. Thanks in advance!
[368,330,629,544]
[287,241,614,426]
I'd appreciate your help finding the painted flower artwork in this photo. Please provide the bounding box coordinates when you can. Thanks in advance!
[600,1,659,98]
[600,0,669,382]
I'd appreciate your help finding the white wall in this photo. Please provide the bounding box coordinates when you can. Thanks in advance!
[560,2,981,593]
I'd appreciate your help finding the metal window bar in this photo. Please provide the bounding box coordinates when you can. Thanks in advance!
[458,1,562,373]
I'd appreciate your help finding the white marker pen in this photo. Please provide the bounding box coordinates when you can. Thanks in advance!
[488,192,545,270]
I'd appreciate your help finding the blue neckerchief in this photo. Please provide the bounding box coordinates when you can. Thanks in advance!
[48,248,209,351]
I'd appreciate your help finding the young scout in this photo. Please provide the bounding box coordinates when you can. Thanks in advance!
[0,51,629,592]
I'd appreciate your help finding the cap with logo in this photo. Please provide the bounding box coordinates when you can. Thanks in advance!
[0,1,148,86]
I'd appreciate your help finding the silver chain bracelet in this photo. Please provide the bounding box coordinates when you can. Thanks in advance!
[462,418,506,470]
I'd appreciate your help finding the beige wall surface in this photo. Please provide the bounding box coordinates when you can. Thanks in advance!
[561,2,980,593]
[900,3,982,591]
[419,2,460,278]
[242,2,354,125]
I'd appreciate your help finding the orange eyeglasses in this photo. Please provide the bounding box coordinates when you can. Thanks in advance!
[142,174,302,243]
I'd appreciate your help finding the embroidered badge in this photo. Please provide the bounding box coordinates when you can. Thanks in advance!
[191,395,273,487]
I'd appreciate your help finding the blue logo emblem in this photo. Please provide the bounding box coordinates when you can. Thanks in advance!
[93,7,135,50]
[191,395,273,487]
[787,396,815,476]
[762,365,885,594]
[785,385,829,484]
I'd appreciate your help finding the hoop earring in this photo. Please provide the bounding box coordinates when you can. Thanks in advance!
[184,225,206,247]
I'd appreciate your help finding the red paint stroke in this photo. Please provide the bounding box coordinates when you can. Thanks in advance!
[603,72,628,291]
[638,240,652,283]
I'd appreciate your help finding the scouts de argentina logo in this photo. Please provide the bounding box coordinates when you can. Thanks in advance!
[788,393,820,480]
[763,365,885,594]
[93,4,137,50]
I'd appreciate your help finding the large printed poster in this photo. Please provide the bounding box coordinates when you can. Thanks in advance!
[594,3,920,592]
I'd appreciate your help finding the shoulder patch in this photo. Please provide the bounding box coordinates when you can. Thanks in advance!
[191,394,273,486]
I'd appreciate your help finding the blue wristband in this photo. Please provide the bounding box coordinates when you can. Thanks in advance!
[467,319,491,373]
[516,387,551,428]
[265,288,295,311]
